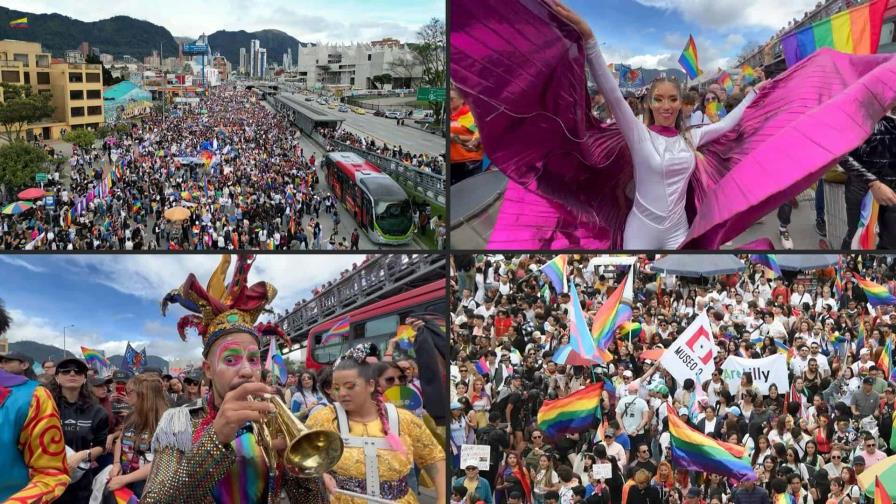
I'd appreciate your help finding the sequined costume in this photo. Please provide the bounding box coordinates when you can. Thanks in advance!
[0,371,70,503]
[142,397,324,504]
[306,404,445,504]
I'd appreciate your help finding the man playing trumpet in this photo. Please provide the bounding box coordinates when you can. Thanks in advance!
[142,255,329,503]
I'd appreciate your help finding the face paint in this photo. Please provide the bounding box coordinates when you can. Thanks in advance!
[214,341,262,369]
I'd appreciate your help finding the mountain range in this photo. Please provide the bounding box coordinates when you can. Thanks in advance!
[10,340,170,372]
[0,7,306,66]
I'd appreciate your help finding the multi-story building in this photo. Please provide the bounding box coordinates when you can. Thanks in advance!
[370,37,402,48]
[250,39,260,77]
[295,41,423,89]
[212,55,230,82]
[287,47,292,70]
[100,53,113,66]
[143,50,161,68]
[78,41,90,58]
[239,47,247,74]
[0,40,104,139]
[64,49,83,64]
[258,48,267,78]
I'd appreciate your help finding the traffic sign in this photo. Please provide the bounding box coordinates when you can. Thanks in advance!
[45,195,55,208]
[416,87,446,102]
[35,172,48,183]
[183,44,208,55]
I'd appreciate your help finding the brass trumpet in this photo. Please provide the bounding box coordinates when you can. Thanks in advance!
[252,394,344,477]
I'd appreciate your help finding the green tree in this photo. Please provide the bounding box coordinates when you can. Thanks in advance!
[64,129,97,151]
[371,74,393,90]
[0,141,49,193]
[0,84,55,143]
[411,18,446,124]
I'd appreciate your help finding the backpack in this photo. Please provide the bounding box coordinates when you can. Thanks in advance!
[477,423,496,446]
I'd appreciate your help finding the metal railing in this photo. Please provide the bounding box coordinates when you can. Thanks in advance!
[310,131,446,205]
[276,254,444,346]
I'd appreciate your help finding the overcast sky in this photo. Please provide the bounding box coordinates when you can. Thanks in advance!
[0,254,367,362]
[3,0,444,44]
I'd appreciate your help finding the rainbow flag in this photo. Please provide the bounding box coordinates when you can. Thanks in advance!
[552,344,598,367]
[852,191,879,249]
[718,70,734,94]
[455,109,478,133]
[619,321,642,339]
[856,314,866,353]
[879,336,893,381]
[854,274,896,306]
[395,324,416,351]
[8,17,28,29]
[591,274,633,350]
[536,382,604,439]
[750,254,782,278]
[321,315,350,346]
[876,476,893,504]
[112,486,139,504]
[829,331,846,349]
[678,34,704,79]
[741,64,757,84]
[80,346,109,372]
[540,255,568,293]
[666,403,756,481]
[890,407,896,451]
[781,0,888,67]
[568,281,600,362]
[474,356,490,376]
[265,335,287,386]
[834,256,844,298]
[705,101,726,118]
[774,494,796,504]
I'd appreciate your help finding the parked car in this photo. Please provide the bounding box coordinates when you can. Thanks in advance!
[353,107,366,115]
[338,105,350,112]
[373,109,385,117]
[384,110,404,119]
[304,96,315,101]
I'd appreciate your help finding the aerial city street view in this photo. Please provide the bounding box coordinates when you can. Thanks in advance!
[0,0,446,250]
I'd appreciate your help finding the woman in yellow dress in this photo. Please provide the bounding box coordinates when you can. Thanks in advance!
[306,343,446,504]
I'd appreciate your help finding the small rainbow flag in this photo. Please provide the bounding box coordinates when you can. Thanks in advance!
[666,403,756,481]
[781,0,888,67]
[618,321,642,339]
[875,476,893,504]
[591,274,633,350]
[879,336,893,382]
[834,255,844,298]
[81,346,109,371]
[750,254,782,278]
[678,34,704,79]
[474,356,490,375]
[540,255,568,293]
[8,17,28,29]
[112,486,139,504]
[568,281,598,361]
[552,344,598,367]
[705,101,726,118]
[854,274,896,306]
[852,191,879,250]
[265,335,287,386]
[321,315,350,346]
[828,331,846,348]
[536,382,604,440]
[741,64,757,84]
[718,70,734,94]
[774,494,796,504]
[455,108,477,133]
[856,314,866,353]
[395,324,416,351]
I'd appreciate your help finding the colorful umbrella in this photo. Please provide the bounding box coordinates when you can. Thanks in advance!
[163,206,191,221]
[858,453,896,499]
[17,188,46,200]
[1,201,34,215]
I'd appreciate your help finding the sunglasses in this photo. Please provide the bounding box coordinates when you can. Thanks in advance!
[57,368,83,376]
[384,375,408,386]
[831,455,841,459]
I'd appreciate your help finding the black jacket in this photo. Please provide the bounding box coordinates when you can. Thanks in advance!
[842,114,896,186]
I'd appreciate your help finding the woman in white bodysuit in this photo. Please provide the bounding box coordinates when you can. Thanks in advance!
[547,0,769,249]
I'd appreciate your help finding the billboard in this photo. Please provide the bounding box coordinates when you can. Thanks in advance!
[183,44,209,55]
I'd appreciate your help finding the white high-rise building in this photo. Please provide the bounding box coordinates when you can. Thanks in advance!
[239,47,247,74]
[257,48,267,78]
[250,39,260,77]
[295,41,423,90]
[283,52,289,70]
[287,47,292,70]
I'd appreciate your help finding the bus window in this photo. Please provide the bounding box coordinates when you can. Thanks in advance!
[363,314,400,340]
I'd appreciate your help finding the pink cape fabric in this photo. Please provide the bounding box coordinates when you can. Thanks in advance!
[451,0,896,249]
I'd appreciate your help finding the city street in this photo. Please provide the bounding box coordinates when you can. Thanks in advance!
[283,91,444,156]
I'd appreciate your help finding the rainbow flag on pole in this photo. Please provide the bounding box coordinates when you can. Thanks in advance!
[678,34,703,79]
[666,403,756,481]
[781,0,888,67]
[749,254,782,278]
[718,70,734,94]
[879,336,893,382]
[321,315,350,346]
[852,191,879,249]
[265,335,287,386]
[8,17,28,29]
[591,274,633,350]
[854,274,896,306]
[80,346,109,372]
[536,382,604,440]
[741,64,757,84]
[540,255,568,293]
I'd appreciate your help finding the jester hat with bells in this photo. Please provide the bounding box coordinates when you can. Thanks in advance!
[161,254,278,357]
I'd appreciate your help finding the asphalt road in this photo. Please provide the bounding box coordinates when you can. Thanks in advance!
[281,91,445,156]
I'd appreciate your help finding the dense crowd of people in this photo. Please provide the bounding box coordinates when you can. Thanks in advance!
[0,85,437,250]
[449,253,896,504]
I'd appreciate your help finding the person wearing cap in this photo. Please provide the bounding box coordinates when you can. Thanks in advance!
[0,299,71,502]
[450,400,475,469]
[48,357,110,503]
[1,351,38,380]
[684,486,703,504]
[452,464,493,504]
[142,255,327,503]
[849,376,880,418]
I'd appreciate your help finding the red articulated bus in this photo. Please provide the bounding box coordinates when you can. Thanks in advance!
[305,279,446,370]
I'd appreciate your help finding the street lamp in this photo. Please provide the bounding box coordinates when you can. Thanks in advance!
[62,324,75,356]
